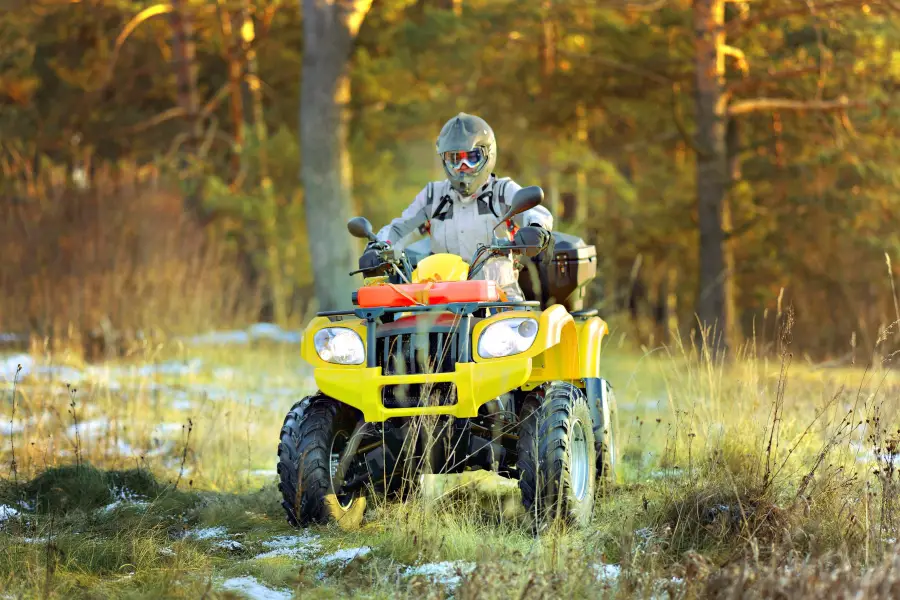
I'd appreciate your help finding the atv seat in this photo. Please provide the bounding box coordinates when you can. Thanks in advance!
[571,309,599,319]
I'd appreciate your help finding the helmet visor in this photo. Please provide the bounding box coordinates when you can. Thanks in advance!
[442,147,486,173]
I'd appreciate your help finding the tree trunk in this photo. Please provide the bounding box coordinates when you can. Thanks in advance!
[574,100,589,232]
[692,0,729,353]
[216,1,245,181]
[538,0,560,220]
[169,0,205,221]
[724,116,742,349]
[300,0,373,312]
[244,5,289,324]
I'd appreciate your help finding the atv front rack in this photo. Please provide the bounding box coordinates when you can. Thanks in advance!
[317,301,541,368]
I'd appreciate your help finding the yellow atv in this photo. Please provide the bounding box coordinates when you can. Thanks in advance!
[276,186,618,530]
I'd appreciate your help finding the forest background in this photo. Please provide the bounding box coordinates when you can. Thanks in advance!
[2,0,900,362]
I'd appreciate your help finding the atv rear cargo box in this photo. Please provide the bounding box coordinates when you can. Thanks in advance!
[519,231,597,311]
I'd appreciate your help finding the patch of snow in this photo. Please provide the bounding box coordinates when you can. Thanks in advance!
[253,533,321,560]
[0,354,33,382]
[189,385,231,402]
[158,547,176,557]
[0,333,25,343]
[648,469,685,480]
[32,364,84,384]
[179,323,301,347]
[67,417,109,439]
[248,323,302,344]
[247,469,277,477]
[106,439,137,456]
[2,419,26,435]
[213,367,237,382]
[99,498,148,514]
[216,540,244,551]
[318,546,371,566]
[186,526,228,541]
[183,330,250,346]
[403,561,477,589]
[100,500,124,513]
[137,358,203,377]
[170,398,193,411]
[220,576,292,600]
[153,422,186,436]
[0,505,20,523]
[21,537,49,544]
[593,563,622,582]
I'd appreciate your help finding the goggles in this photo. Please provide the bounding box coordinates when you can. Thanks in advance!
[442,147,485,170]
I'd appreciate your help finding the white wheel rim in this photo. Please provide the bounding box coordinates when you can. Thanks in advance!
[571,420,589,501]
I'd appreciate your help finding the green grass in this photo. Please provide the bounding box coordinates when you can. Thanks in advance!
[3,326,900,599]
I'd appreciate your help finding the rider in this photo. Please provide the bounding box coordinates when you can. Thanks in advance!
[360,112,553,300]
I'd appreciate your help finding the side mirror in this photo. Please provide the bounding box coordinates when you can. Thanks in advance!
[497,185,544,226]
[347,217,377,242]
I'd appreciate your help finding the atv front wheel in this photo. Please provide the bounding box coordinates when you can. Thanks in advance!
[517,383,597,528]
[277,396,367,529]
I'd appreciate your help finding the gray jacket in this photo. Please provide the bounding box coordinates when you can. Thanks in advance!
[375,175,553,264]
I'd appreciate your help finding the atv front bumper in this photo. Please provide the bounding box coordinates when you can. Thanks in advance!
[315,359,532,422]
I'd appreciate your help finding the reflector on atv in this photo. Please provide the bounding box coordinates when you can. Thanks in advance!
[355,280,500,308]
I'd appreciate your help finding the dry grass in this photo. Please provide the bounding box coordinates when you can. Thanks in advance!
[2,303,900,597]
[0,167,264,362]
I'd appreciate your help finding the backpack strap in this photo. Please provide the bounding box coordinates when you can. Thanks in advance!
[418,182,436,235]
[490,177,511,219]
[431,193,453,221]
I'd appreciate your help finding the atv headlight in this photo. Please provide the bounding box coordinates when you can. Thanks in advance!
[477,318,539,359]
[313,328,365,365]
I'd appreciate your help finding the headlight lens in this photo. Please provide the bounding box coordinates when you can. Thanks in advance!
[313,328,365,365]
[477,318,539,359]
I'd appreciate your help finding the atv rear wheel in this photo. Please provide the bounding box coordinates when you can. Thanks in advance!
[277,396,367,529]
[517,383,597,528]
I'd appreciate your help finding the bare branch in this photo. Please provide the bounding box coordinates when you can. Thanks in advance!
[94,4,174,92]
[728,96,870,117]
[722,45,749,76]
[726,66,820,95]
[118,107,187,134]
[723,215,764,241]
[726,0,870,36]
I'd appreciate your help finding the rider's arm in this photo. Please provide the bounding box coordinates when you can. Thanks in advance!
[375,186,430,249]
[502,180,554,231]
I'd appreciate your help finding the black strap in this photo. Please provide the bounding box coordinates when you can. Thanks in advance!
[432,193,453,221]
[418,183,436,235]
[492,179,510,218]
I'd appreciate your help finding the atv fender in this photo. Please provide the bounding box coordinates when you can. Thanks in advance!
[473,305,607,382]
[576,316,609,378]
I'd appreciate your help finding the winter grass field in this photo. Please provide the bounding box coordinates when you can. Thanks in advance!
[3,317,900,599]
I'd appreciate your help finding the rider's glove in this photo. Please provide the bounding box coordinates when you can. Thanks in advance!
[359,241,386,271]
[514,225,551,250]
